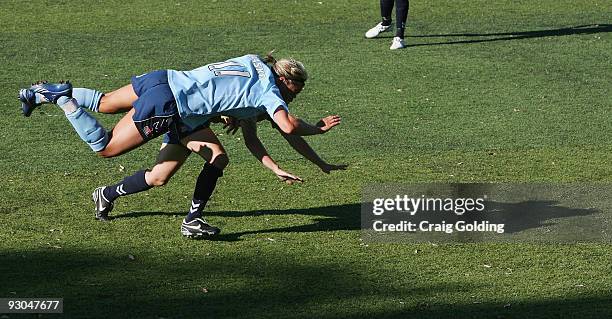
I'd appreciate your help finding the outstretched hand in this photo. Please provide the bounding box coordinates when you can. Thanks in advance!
[316,115,341,133]
[320,163,348,174]
[274,168,304,185]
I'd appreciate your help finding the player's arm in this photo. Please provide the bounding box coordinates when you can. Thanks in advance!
[272,120,348,174]
[273,108,341,136]
[240,117,302,184]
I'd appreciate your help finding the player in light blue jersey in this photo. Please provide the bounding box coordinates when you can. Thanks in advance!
[167,54,290,128]
[18,52,341,238]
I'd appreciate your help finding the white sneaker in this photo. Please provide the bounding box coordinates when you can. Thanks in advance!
[365,22,392,38]
[390,37,406,50]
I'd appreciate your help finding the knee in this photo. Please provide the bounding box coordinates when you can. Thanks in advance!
[210,153,229,170]
[146,173,171,187]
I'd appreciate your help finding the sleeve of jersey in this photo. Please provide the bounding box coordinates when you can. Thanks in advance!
[260,89,289,119]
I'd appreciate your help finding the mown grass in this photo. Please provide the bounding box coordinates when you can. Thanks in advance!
[0,0,611,318]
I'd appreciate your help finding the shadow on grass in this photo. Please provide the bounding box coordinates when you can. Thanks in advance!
[113,204,361,242]
[375,24,611,47]
[1,249,610,318]
[113,198,600,242]
[486,200,599,234]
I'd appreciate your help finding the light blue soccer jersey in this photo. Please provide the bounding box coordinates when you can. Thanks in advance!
[167,54,288,129]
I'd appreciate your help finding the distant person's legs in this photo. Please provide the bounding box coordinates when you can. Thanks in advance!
[366,0,408,49]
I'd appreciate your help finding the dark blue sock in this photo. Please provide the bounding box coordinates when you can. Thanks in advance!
[185,163,223,222]
[395,0,409,38]
[103,170,152,202]
[380,0,394,26]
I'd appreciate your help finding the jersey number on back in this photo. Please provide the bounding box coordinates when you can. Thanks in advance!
[208,61,251,78]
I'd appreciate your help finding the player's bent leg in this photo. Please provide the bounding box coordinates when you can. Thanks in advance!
[181,128,229,170]
[145,143,191,187]
[98,84,138,114]
[97,109,146,158]
[18,80,126,116]
[18,84,111,152]
[93,169,152,221]
[179,128,226,238]
[92,144,190,221]
[57,96,111,152]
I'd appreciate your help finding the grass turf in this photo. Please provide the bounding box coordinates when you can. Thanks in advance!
[0,0,611,318]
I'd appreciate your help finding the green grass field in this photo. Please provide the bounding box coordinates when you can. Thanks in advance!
[1,0,611,318]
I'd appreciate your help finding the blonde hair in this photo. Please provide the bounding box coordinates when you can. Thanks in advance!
[263,50,308,84]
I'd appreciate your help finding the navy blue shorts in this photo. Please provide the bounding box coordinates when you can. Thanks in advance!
[130,70,180,142]
[131,70,210,144]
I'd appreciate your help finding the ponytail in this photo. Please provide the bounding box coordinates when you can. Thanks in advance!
[262,50,308,84]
